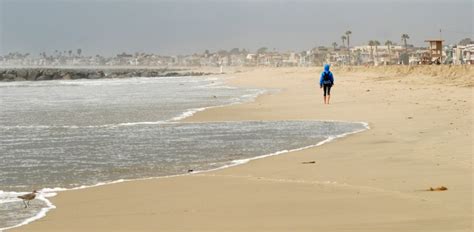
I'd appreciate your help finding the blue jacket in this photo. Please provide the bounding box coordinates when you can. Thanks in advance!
[319,64,334,87]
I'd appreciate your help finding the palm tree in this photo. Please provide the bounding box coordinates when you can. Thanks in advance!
[374,40,381,64]
[77,48,82,57]
[345,31,352,64]
[341,36,346,48]
[401,34,410,52]
[368,40,375,62]
[345,31,352,48]
[332,42,338,50]
[385,40,393,63]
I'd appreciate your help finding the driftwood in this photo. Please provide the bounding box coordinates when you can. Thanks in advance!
[428,186,448,191]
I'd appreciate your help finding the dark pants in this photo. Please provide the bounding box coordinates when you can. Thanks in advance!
[323,84,332,96]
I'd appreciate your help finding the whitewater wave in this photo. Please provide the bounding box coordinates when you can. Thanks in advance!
[0,121,369,231]
[0,89,267,130]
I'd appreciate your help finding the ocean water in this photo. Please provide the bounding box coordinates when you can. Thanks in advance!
[0,76,367,230]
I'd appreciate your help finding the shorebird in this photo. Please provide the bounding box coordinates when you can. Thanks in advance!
[18,190,37,208]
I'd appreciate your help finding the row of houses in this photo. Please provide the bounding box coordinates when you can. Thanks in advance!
[407,45,474,65]
[1,42,473,67]
[0,51,309,67]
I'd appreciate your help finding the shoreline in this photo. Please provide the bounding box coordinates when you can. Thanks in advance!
[1,120,369,231]
[1,70,366,230]
[11,66,473,231]
[1,74,265,231]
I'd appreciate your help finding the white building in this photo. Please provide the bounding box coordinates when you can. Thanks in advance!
[454,44,474,64]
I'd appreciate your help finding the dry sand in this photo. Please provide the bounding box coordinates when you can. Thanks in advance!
[13,66,473,232]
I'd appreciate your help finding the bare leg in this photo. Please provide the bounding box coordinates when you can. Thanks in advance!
[327,95,331,104]
[323,96,326,104]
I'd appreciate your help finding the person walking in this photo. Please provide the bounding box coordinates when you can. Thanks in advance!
[319,64,335,104]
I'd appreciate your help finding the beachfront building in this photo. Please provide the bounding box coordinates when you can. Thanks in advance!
[351,45,404,65]
[462,44,474,64]
[453,44,474,65]
[307,47,330,66]
[256,53,271,66]
[282,52,299,66]
[242,52,292,67]
[350,46,371,64]
[229,54,246,66]
[408,49,429,65]
[298,51,312,66]
[326,52,349,65]
[268,53,284,67]
[245,54,257,66]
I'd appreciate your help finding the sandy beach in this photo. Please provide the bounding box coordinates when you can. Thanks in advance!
[13,66,473,231]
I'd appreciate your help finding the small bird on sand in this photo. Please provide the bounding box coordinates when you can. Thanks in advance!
[18,190,38,208]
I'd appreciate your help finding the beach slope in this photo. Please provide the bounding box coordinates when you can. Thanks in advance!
[14,66,473,231]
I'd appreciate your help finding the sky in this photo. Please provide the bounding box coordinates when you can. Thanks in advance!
[0,0,472,56]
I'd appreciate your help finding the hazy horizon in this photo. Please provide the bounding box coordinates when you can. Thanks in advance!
[0,0,472,56]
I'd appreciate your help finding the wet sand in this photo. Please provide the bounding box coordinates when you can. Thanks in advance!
[14,66,473,231]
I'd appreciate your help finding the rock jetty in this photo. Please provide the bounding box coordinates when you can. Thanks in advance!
[0,68,212,82]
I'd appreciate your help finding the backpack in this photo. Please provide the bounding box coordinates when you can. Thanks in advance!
[322,71,332,85]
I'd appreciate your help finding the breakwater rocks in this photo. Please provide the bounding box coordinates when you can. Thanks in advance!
[0,68,213,81]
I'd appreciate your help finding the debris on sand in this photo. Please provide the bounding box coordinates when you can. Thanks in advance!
[428,186,448,191]
[301,161,316,164]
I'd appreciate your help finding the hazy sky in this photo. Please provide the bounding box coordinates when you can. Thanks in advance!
[0,0,472,56]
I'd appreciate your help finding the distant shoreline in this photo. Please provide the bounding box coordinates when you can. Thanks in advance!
[0,67,215,82]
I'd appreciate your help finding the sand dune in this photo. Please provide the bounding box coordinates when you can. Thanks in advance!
[335,65,474,87]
